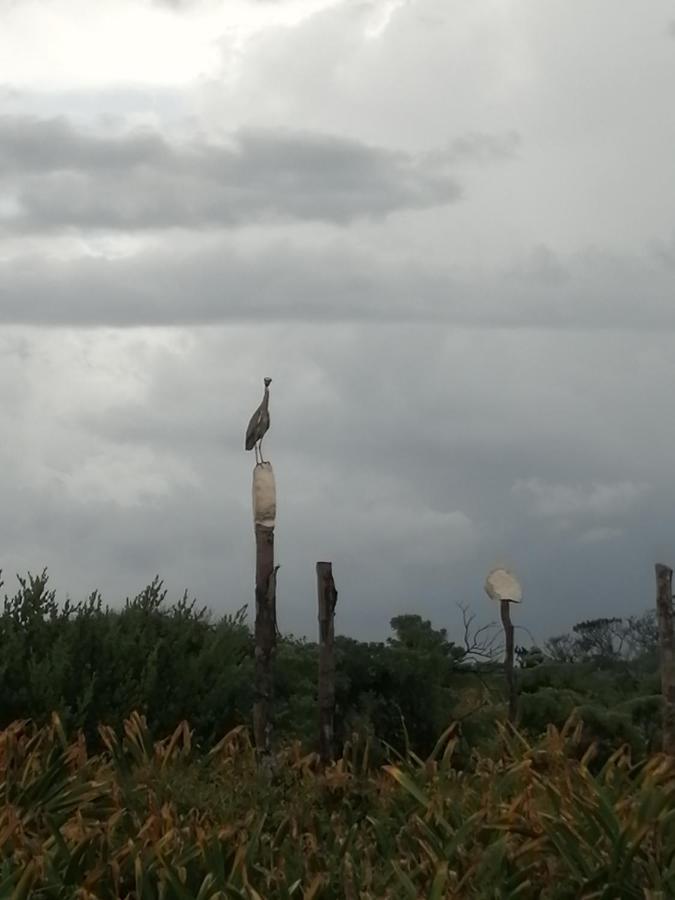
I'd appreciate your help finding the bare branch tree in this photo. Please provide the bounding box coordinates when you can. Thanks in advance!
[457,603,502,662]
[514,623,538,646]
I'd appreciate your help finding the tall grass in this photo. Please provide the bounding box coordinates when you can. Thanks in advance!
[1,713,674,898]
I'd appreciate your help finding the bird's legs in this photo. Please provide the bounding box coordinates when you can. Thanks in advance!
[258,436,266,464]
[254,442,261,465]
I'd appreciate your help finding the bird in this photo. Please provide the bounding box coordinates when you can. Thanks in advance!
[245,377,272,465]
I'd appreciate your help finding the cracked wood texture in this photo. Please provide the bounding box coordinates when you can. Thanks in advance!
[656,563,675,755]
[253,523,276,758]
[500,599,517,724]
[317,561,338,764]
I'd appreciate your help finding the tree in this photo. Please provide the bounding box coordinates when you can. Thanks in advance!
[624,610,658,662]
[331,616,468,756]
[388,614,465,662]
[572,617,626,661]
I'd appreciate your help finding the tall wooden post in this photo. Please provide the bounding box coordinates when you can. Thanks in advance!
[500,599,516,724]
[485,568,522,726]
[655,563,675,755]
[317,562,338,765]
[252,463,277,759]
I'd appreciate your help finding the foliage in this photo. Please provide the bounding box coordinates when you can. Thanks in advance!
[0,566,672,893]
[0,569,254,750]
[332,614,468,758]
[2,712,675,898]
[546,611,658,666]
[0,573,488,759]
[0,568,665,765]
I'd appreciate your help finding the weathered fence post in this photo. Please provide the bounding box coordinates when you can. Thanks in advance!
[655,563,675,754]
[499,599,516,724]
[485,567,522,725]
[317,561,338,765]
[252,462,277,760]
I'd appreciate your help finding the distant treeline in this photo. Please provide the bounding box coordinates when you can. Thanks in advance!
[0,569,663,762]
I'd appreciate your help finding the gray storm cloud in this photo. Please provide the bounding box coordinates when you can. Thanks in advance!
[0,116,462,230]
[1,0,675,643]
[1,239,674,330]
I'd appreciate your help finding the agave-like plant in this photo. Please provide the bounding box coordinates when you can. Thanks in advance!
[2,712,675,898]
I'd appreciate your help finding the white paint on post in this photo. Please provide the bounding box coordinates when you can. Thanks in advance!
[485,567,523,604]
[252,462,276,528]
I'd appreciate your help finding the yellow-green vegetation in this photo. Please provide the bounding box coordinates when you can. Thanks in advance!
[2,712,674,899]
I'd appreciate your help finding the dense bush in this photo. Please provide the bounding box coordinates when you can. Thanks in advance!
[0,568,663,762]
[0,569,254,749]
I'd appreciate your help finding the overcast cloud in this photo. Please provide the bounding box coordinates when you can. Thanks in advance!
[1,0,675,644]
[0,117,466,229]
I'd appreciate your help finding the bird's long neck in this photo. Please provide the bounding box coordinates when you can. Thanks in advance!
[262,385,270,409]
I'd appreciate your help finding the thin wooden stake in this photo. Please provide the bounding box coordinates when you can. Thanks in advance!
[500,599,517,724]
[317,561,338,765]
[655,563,675,755]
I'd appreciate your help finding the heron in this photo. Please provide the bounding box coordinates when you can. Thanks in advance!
[245,377,272,464]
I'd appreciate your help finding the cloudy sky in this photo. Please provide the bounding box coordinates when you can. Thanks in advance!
[1,0,674,645]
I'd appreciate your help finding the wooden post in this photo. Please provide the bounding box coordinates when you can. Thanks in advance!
[317,561,338,765]
[252,462,277,760]
[253,525,276,756]
[655,563,675,755]
[500,599,516,724]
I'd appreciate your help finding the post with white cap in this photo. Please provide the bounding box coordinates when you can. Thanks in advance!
[245,377,278,759]
[252,464,277,758]
[485,567,523,724]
